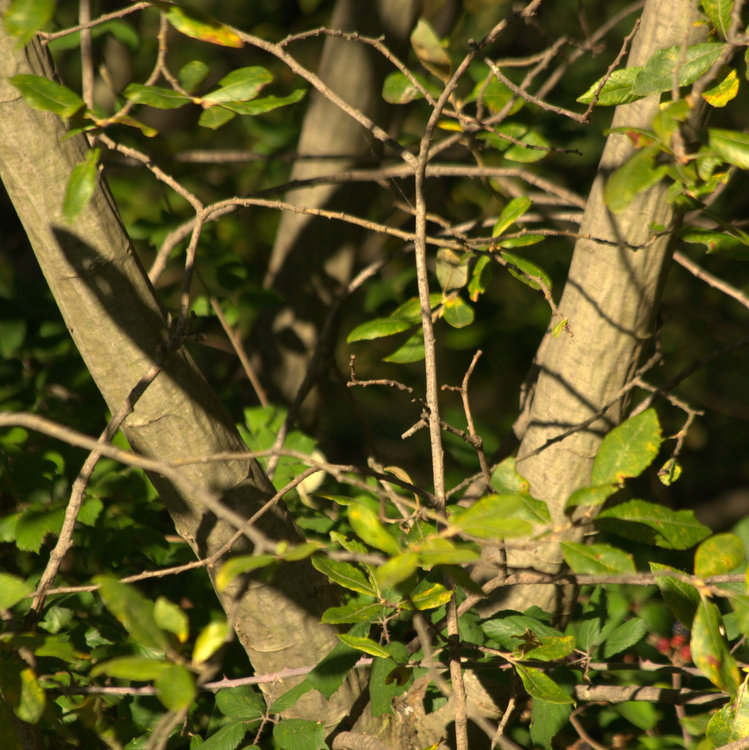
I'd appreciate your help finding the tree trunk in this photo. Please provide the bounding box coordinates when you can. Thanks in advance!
[0,12,364,728]
[504,0,706,614]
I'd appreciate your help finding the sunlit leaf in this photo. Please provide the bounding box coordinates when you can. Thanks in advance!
[703,69,739,107]
[710,128,749,169]
[321,599,384,624]
[123,83,191,109]
[601,618,648,658]
[442,296,474,328]
[224,90,306,115]
[216,554,276,591]
[347,318,412,343]
[406,583,453,610]
[410,18,451,81]
[565,484,617,510]
[632,43,725,96]
[561,541,635,574]
[3,0,55,45]
[436,248,469,291]
[383,331,425,363]
[273,718,326,750]
[337,633,390,659]
[492,197,532,238]
[202,67,273,104]
[348,504,401,555]
[166,6,243,48]
[311,556,376,596]
[375,551,419,589]
[154,597,189,643]
[155,663,195,711]
[577,67,641,106]
[591,409,662,486]
[0,573,32,609]
[701,0,734,39]
[695,533,745,577]
[10,74,84,118]
[707,675,749,747]
[604,146,667,214]
[491,457,530,495]
[382,71,437,103]
[500,251,552,291]
[651,562,700,626]
[691,597,740,695]
[192,621,230,664]
[519,634,575,662]
[63,147,99,224]
[91,656,169,681]
[515,664,574,704]
[468,255,492,301]
[449,495,533,539]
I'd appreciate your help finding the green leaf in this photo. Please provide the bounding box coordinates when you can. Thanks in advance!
[198,722,249,750]
[500,251,551,291]
[710,128,749,169]
[602,618,648,658]
[701,0,734,39]
[564,484,617,510]
[658,457,683,485]
[63,147,99,223]
[520,635,576,662]
[347,317,412,343]
[202,66,273,104]
[215,686,265,720]
[412,537,479,567]
[604,146,667,214]
[91,656,169,681]
[515,664,574,704]
[375,551,418,589]
[561,541,635,575]
[155,663,195,711]
[311,556,376,596]
[272,718,326,750]
[305,622,367,699]
[681,226,749,257]
[474,73,523,115]
[166,7,243,48]
[153,597,189,643]
[591,409,662,486]
[321,599,384,624]
[94,576,168,651]
[691,598,740,695]
[468,255,492,301]
[123,83,191,109]
[597,500,710,550]
[442,296,474,328]
[707,675,749,746]
[651,562,700,626]
[383,331,425,363]
[577,67,641,106]
[435,248,469,291]
[410,18,451,81]
[631,43,725,96]
[3,0,55,45]
[178,60,210,93]
[348,504,401,555]
[198,106,236,129]
[492,197,532,238]
[481,612,561,649]
[224,90,306,115]
[337,633,390,659]
[0,573,31,609]
[491,457,530,495]
[9,74,84,118]
[530,699,572,750]
[216,554,276,591]
[0,660,45,724]
[449,495,533,539]
[405,583,453,611]
[695,533,745,577]
[382,71,436,103]
[192,621,229,664]
[370,642,412,716]
[269,681,312,714]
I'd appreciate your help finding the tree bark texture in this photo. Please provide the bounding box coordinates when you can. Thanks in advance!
[0,12,364,727]
[506,0,707,614]
[258,0,419,407]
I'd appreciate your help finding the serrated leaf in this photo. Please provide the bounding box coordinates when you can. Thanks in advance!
[449,495,533,539]
[577,67,641,106]
[491,457,529,495]
[202,66,273,104]
[166,7,243,48]
[692,598,740,695]
[3,0,55,45]
[198,722,249,750]
[500,251,551,291]
[311,556,376,596]
[591,409,662,486]
[0,573,31,609]
[273,718,326,750]
[91,656,169,681]
[215,685,265,720]
[564,484,617,510]
[383,331,425,363]
[192,621,229,664]
[9,74,84,118]
[215,554,276,591]
[632,43,725,96]
[561,541,635,575]
[94,576,168,651]
[492,197,532,238]
[178,60,209,93]
[695,533,745,577]
[155,663,195,711]
[123,83,191,109]
[703,69,739,107]
[442,296,474,328]
[436,248,469,291]
[410,18,451,81]
[604,145,666,214]
[531,699,572,749]
[597,499,710,550]
[602,618,648,658]
[515,664,574,704]
[348,504,401,555]
[337,633,390,659]
[710,128,749,169]
[651,562,700,626]
[347,317,412,343]
[154,597,189,643]
[63,147,99,223]
[382,71,436,104]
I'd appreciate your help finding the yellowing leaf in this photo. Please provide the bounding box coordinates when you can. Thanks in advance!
[702,69,739,107]
[166,7,243,48]
[192,621,230,664]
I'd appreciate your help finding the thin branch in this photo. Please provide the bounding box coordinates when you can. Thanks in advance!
[674,250,749,312]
